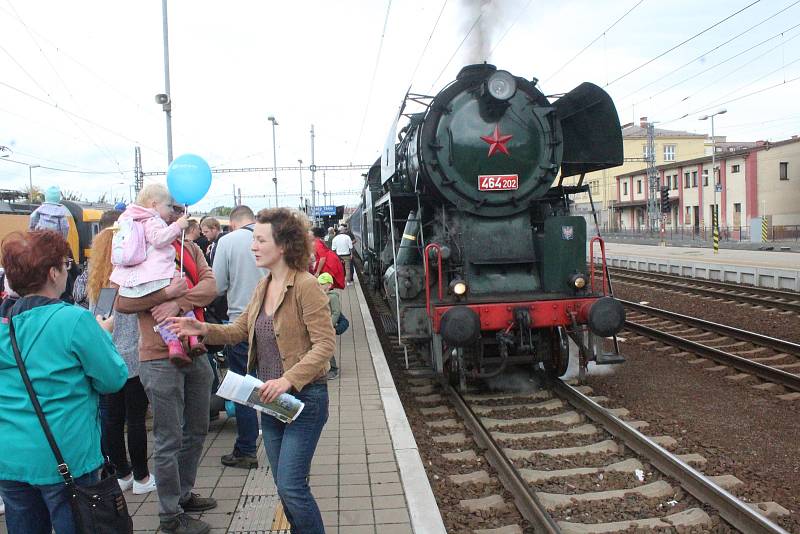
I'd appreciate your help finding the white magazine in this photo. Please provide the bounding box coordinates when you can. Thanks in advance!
[216,371,304,423]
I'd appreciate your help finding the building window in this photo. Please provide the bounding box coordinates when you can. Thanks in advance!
[623,181,628,196]
[636,180,642,194]
[684,172,690,188]
[780,161,789,180]
[731,164,740,173]
[692,171,698,187]
[642,144,652,160]
[685,206,692,225]
[714,166,720,184]
[664,144,675,161]
[703,169,708,186]
[591,180,599,194]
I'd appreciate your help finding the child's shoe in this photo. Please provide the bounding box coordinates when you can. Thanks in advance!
[188,336,207,357]
[168,340,192,367]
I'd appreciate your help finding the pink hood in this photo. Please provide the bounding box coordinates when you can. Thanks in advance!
[123,203,160,222]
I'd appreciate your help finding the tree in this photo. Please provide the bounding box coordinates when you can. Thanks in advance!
[23,185,44,203]
[62,190,83,201]
[210,206,234,216]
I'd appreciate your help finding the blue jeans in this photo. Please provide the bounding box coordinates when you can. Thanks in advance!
[226,341,259,456]
[261,382,328,534]
[0,471,98,534]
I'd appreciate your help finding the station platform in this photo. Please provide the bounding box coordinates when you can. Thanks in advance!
[599,242,800,291]
[0,279,445,534]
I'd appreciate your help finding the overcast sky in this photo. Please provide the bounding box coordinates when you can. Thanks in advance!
[1,0,798,212]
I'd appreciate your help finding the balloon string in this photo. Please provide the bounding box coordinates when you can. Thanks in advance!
[179,203,187,279]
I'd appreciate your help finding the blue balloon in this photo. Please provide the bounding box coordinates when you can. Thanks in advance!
[167,153,212,205]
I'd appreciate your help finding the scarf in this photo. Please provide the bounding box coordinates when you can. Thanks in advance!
[173,241,205,322]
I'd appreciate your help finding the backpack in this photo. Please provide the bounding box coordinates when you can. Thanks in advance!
[32,208,69,237]
[335,312,349,335]
[323,248,346,290]
[111,216,147,267]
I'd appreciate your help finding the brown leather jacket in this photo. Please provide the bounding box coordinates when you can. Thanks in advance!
[205,269,335,391]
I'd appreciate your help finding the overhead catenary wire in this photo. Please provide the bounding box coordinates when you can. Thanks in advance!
[427,10,484,93]
[406,0,449,89]
[0,80,165,154]
[0,157,134,175]
[351,0,394,160]
[627,23,800,113]
[487,0,534,60]
[619,0,800,101]
[0,2,161,122]
[4,0,126,175]
[542,0,646,84]
[606,0,762,87]
[660,74,800,125]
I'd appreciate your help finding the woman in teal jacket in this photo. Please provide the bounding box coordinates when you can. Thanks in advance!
[0,230,128,534]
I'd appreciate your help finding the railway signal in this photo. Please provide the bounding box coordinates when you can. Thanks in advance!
[660,186,670,213]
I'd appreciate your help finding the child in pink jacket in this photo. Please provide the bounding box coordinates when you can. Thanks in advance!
[110,184,205,366]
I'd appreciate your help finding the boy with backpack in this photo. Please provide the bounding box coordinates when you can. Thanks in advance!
[318,273,348,380]
[28,186,71,239]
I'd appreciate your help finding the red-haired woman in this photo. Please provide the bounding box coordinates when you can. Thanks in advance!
[171,208,335,534]
[0,231,128,534]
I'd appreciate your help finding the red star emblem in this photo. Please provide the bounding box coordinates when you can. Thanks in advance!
[480,124,513,157]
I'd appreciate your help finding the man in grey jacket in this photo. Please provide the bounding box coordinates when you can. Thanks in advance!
[211,205,268,468]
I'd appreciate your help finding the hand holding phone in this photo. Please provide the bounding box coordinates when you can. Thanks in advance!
[93,287,118,320]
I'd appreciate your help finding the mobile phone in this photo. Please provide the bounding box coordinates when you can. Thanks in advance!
[93,287,118,320]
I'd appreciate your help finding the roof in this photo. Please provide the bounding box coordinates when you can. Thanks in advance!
[615,136,800,179]
[622,124,706,139]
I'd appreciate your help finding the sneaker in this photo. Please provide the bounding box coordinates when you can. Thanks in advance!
[160,513,210,534]
[180,493,217,512]
[117,475,134,492]
[168,340,192,367]
[327,369,339,380]
[221,452,258,469]
[132,475,157,495]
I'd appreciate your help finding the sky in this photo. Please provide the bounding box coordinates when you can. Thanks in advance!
[1,0,798,212]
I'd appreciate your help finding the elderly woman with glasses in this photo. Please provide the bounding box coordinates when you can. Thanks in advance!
[0,230,128,534]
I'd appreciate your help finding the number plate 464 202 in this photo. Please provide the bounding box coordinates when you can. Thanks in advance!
[478,174,519,191]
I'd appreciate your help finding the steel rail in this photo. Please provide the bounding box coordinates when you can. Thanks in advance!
[622,300,800,357]
[444,384,561,534]
[610,268,800,298]
[611,269,800,313]
[553,380,789,534]
[622,323,800,393]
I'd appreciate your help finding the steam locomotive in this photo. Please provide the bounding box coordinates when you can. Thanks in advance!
[352,64,626,388]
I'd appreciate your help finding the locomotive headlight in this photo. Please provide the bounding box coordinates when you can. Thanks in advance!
[450,278,467,296]
[487,71,517,101]
[570,273,587,289]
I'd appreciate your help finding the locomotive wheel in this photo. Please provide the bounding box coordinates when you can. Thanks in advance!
[544,327,570,377]
[446,350,467,391]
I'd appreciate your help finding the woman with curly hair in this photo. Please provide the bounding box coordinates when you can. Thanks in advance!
[170,208,335,534]
[73,212,156,495]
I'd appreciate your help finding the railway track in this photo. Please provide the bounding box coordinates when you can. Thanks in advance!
[438,380,791,533]
[610,268,800,314]
[621,300,800,394]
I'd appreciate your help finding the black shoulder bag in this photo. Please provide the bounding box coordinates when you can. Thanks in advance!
[8,318,133,534]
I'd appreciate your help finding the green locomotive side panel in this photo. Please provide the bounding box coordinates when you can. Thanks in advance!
[542,216,587,293]
[462,212,540,295]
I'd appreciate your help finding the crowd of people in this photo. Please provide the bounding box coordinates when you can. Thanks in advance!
[0,185,356,534]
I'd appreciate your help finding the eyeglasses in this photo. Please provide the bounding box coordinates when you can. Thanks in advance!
[63,258,74,270]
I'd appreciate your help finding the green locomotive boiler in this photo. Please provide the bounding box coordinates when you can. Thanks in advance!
[355,64,626,388]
